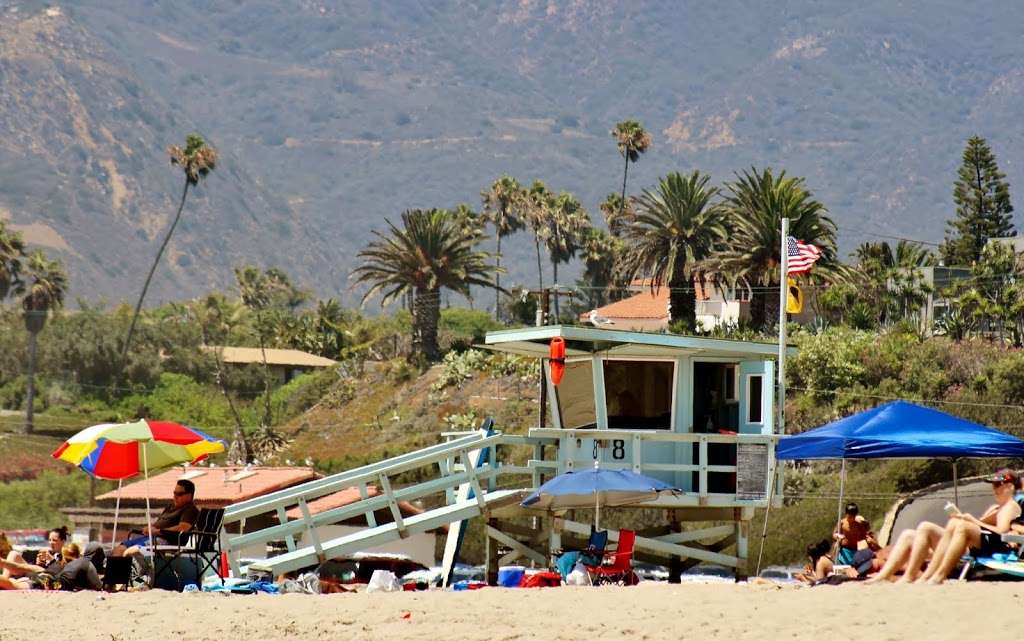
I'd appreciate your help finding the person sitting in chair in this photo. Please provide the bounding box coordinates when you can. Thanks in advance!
[914,468,1021,584]
[112,479,199,557]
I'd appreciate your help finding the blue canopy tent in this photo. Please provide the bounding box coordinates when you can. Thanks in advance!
[762,401,1024,571]
[776,400,1024,461]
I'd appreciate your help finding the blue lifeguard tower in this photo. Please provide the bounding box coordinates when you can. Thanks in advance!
[221,326,785,581]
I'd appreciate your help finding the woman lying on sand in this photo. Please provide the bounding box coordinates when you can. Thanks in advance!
[867,468,1022,584]
[0,542,101,591]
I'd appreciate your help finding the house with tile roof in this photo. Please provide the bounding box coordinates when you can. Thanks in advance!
[202,346,337,384]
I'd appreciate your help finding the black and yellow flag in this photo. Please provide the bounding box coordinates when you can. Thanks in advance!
[786,277,803,314]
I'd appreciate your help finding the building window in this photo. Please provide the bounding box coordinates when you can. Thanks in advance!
[555,360,596,429]
[604,360,674,429]
[747,374,763,424]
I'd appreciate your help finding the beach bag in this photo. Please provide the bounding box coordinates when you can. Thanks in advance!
[565,562,589,586]
[366,570,401,593]
[521,571,561,588]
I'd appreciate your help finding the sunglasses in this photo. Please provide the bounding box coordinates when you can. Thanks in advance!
[172,491,190,496]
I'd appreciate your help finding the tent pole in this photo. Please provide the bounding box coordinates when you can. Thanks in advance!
[953,459,959,507]
[754,463,777,576]
[833,459,847,558]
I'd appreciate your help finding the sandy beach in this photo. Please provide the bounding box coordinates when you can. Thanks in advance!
[2,581,1019,641]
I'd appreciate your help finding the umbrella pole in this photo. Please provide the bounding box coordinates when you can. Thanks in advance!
[143,445,153,552]
[111,479,122,546]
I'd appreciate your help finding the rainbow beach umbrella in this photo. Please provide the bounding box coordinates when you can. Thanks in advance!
[52,419,226,479]
[52,419,225,546]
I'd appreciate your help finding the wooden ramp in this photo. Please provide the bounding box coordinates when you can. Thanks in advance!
[246,490,519,576]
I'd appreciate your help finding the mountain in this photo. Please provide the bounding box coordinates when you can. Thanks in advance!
[2,0,1024,303]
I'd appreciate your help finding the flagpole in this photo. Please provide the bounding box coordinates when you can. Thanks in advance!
[778,216,788,435]
[756,217,789,577]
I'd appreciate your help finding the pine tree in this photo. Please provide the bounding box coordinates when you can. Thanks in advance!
[940,136,1014,266]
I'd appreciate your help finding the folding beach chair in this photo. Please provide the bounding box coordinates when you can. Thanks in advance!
[153,507,225,589]
[588,529,638,586]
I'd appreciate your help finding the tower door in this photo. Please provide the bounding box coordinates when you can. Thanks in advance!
[738,360,774,435]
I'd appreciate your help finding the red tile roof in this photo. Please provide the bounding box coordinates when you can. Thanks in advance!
[580,279,715,321]
[95,466,320,508]
[283,485,424,520]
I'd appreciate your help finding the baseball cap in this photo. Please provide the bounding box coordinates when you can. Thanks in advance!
[985,468,1019,486]
[844,502,859,515]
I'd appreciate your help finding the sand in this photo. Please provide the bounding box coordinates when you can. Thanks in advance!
[2,581,1020,641]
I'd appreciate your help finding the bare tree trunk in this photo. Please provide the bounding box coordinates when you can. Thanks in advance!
[620,155,630,217]
[494,231,502,321]
[668,267,696,332]
[552,261,560,320]
[119,180,191,387]
[414,286,441,360]
[256,310,274,427]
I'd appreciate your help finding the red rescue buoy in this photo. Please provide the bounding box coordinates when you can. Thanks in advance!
[549,337,566,386]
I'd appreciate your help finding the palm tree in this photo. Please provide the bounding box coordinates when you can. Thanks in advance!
[119,134,217,380]
[618,171,727,330]
[525,181,552,294]
[855,240,933,325]
[718,168,840,331]
[545,192,589,319]
[481,176,526,319]
[599,192,631,238]
[21,250,67,434]
[0,222,26,300]
[352,208,497,360]
[611,120,651,218]
[579,227,624,309]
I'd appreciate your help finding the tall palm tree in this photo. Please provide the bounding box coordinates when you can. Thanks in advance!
[619,171,727,331]
[719,168,839,331]
[352,208,497,360]
[0,222,26,300]
[545,192,589,319]
[119,134,217,379]
[481,176,526,319]
[611,120,652,218]
[21,250,67,434]
[525,181,552,293]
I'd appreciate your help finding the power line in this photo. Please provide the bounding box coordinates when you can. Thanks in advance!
[837,226,943,248]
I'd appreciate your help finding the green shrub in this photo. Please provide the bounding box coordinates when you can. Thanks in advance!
[0,471,115,529]
[439,308,503,345]
[116,373,235,438]
[789,328,873,397]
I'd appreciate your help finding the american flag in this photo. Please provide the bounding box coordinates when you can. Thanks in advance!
[787,236,822,274]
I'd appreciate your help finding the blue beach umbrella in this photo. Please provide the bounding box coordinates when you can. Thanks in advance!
[522,463,676,529]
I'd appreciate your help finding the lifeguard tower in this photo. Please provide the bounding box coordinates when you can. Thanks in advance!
[221,326,785,581]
